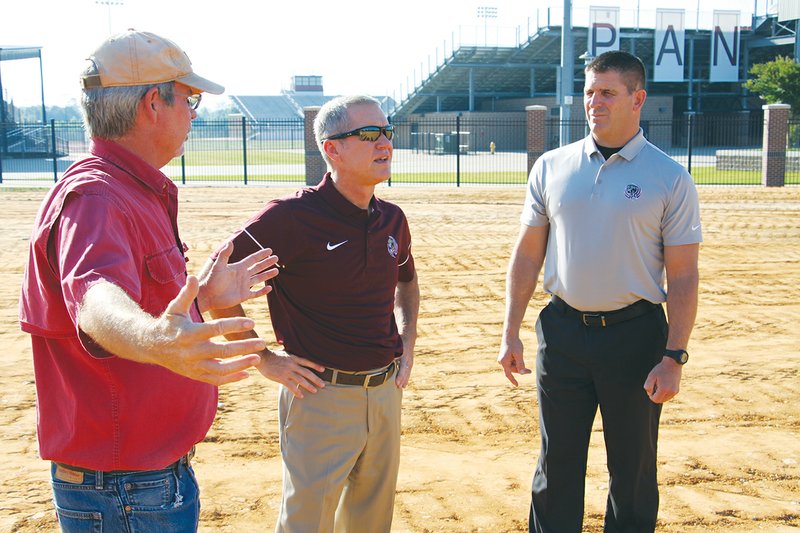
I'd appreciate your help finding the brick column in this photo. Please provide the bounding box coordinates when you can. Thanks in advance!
[761,103,791,187]
[526,105,547,175]
[304,107,326,186]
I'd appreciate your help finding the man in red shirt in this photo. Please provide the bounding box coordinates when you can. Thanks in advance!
[211,95,420,532]
[19,29,278,532]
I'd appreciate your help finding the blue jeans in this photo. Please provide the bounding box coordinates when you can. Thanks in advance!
[50,460,200,533]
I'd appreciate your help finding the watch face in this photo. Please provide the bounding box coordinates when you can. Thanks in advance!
[666,349,688,364]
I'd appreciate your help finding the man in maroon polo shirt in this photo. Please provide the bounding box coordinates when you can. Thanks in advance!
[211,95,420,532]
[19,30,278,532]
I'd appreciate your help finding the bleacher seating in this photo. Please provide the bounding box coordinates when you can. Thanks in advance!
[229,93,394,121]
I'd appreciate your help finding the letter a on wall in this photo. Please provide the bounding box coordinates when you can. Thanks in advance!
[710,10,740,82]
[589,7,620,57]
[654,9,685,82]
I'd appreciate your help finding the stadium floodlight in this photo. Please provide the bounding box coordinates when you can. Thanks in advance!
[477,6,498,46]
[96,0,125,35]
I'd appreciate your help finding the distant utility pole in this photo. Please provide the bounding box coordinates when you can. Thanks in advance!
[477,6,498,47]
[96,0,125,35]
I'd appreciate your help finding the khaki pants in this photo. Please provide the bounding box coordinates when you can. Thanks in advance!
[276,366,402,533]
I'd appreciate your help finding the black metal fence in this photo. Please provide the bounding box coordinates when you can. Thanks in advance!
[170,119,304,185]
[1,112,797,187]
[789,117,800,150]
[389,115,528,186]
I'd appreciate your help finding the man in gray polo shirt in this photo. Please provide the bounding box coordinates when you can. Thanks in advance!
[498,51,701,532]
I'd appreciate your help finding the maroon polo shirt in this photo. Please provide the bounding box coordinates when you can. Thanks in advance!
[227,173,415,371]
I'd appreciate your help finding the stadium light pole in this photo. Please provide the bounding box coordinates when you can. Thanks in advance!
[477,6,498,46]
[96,1,125,35]
[580,51,594,137]
[559,0,574,146]
[636,0,641,30]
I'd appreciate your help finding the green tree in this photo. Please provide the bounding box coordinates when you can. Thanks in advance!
[744,56,800,113]
[196,100,239,120]
[15,103,82,123]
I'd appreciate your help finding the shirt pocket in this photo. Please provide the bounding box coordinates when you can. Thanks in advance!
[145,245,186,284]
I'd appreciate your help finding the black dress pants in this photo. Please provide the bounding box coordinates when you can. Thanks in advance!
[529,300,668,533]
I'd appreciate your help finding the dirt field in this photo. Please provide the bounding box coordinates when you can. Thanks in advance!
[1,185,799,532]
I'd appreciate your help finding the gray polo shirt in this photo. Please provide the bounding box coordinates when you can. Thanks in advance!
[521,129,702,312]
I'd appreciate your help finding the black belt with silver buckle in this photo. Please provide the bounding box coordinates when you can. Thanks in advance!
[551,296,658,327]
[311,360,397,388]
[54,446,195,476]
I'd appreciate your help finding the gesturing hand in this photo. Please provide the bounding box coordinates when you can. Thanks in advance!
[196,241,279,313]
[150,275,265,385]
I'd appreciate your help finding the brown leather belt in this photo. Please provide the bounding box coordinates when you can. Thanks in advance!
[311,360,397,388]
[551,296,658,327]
[54,446,195,476]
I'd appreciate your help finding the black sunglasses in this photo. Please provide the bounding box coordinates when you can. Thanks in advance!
[325,125,394,142]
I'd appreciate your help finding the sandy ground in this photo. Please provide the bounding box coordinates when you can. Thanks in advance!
[1,185,799,532]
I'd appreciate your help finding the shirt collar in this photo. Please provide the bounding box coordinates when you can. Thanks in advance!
[583,128,647,161]
[316,172,380,218]
[90,138,174,196]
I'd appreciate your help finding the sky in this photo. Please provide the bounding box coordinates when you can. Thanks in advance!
[1,0,769,110]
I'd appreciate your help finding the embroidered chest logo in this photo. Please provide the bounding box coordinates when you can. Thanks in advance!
[326,240,348,251]
[387,236,399,258]
[624,184,642,200]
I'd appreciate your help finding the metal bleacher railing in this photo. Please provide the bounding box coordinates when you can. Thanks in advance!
[0,112,797,187]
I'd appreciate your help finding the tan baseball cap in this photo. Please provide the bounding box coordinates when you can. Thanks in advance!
[80,29,224,94]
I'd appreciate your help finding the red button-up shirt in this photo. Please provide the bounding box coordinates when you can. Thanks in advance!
[227,174,415,371]
[19,139,216,471]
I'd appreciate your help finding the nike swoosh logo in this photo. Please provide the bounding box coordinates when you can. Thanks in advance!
[692,224,701,231]
[326,240,349,251]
